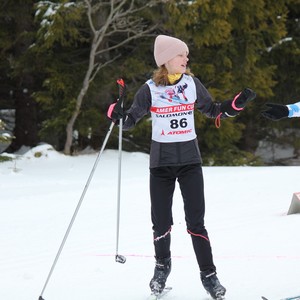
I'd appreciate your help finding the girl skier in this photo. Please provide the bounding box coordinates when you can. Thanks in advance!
[107,35,256,299]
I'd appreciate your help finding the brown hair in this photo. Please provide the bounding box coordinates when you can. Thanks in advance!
[152,66,194,86]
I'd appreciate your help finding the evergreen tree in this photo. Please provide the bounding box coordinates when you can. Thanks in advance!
[0,0,39,152]
[156,0,291,164]
[258,0,300,164]
[32,0,161,154]
[32,0,89,151]
[1,0,297,165]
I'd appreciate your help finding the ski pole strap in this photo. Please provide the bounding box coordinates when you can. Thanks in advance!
[215,112,222,128]
[231,91,244,111]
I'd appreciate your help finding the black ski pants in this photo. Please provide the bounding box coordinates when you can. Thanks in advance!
[149,163,216,272]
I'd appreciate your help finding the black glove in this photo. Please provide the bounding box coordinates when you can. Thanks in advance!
[107,100,124,123]
[221,88,256,117]
[233,88,256,109]
[261,103,289,121]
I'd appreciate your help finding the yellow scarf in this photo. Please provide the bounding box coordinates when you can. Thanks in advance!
[167,73,182,84]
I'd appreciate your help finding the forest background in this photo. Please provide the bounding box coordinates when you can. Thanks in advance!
[0,0,299,166]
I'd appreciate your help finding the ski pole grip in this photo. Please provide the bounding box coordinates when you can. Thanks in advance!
[116,78,126,105]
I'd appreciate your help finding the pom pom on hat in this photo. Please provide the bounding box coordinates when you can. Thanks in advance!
[154,35,189,67]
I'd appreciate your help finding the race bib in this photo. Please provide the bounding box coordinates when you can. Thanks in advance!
[147,75,197,143]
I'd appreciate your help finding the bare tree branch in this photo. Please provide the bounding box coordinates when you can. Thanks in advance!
[89,54,121,83]
[96,25,158,56]
[64,0,161,154]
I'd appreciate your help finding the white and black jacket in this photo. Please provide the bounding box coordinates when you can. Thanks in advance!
[123,74,224,168]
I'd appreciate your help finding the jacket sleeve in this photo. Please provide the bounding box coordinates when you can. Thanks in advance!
[287,101,300,118]
[193,77,223,119]
[123,84,152,131]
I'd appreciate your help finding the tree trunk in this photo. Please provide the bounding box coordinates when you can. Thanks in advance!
[63,0,158,155]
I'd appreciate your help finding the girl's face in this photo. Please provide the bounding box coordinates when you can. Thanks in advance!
[165,51,189,74]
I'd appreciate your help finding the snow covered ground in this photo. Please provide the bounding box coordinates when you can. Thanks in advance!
[1,144,300,300]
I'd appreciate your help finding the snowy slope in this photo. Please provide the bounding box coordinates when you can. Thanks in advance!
[0,144,300,300]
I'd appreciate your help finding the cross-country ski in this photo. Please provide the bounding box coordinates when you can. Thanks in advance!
[262,296,300,300]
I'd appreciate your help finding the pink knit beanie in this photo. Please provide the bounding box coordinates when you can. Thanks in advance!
[154,35,189,67]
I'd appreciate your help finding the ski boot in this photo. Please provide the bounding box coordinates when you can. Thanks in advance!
[149,256,171,294]
[200,270,226,299]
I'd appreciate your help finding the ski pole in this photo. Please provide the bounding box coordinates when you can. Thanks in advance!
[115,88,126,264]
[38,79,126,300]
